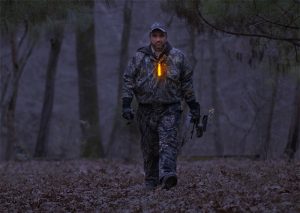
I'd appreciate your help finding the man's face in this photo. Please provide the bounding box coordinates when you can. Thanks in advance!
[150,30,167,51]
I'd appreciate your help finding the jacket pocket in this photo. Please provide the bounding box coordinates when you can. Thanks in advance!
[166,68,180,96]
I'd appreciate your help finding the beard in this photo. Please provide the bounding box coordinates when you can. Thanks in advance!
[152,42,165,51]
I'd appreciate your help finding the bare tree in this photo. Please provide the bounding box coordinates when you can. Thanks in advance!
[261,69,280,159]
[164,0,299,158]
[34,24,65,158]
[284,78,300,159]
[165,0,300,58]
[76,0,104,158]
[107,0,133,158]
[0,0,82,160]
[1,25,36,160]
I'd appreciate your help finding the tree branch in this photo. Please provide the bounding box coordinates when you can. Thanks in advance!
[18,40,37,82]
[253,0,299,28]
[275,2,295,18]
[197,8,300,43]
[17,20,29,51]
[256,14,300,30]
[0,65,12,105]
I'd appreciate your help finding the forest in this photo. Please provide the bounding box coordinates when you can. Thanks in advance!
[0,0,299,211]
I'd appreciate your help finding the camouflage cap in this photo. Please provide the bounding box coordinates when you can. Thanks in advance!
[150,22,167,33]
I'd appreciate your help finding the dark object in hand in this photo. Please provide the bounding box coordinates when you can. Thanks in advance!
[195,115,208,137]
[187,100,200,124]
[122,97,134,120]
[122,108,134,120]
[191,115,208,138]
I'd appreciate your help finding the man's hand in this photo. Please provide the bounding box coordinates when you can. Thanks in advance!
[187,100,200,124]
[122,97,134,121]
[122,108,134,120]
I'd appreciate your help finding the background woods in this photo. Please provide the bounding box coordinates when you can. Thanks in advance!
[0,0,299,161]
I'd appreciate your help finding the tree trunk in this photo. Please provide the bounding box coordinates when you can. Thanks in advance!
[209,37,224,156]
[3,31,19,160]
[4,86,18,161]
[34,24,65,158]
[76,0,104,158]
[1,28,35,160]
[107,0,133,158]
[261,69,279,159]
[284,79,300,159]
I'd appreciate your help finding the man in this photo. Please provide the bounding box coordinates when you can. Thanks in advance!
[122,22,200,190]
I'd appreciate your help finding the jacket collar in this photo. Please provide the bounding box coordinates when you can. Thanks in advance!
[137,42,172,60]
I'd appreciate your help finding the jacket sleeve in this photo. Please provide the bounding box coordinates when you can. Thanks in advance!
[181,55,196,103]
[122,56,137,100]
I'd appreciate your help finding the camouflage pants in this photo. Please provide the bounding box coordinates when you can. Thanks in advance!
[137,103,181,186]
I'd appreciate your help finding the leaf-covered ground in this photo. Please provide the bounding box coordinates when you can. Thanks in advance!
[0,159,299,212]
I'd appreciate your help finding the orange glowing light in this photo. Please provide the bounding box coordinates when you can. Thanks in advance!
[157,62,162,77]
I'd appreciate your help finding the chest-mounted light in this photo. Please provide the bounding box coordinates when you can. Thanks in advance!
[157,62,162,77]
[156,62,166,78]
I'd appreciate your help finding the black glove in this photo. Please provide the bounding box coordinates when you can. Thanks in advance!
[122,108,134,120]
[122,97,134,120]
[187,100,200,124]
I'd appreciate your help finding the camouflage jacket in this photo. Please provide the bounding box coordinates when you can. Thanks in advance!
[122,42,196,104]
